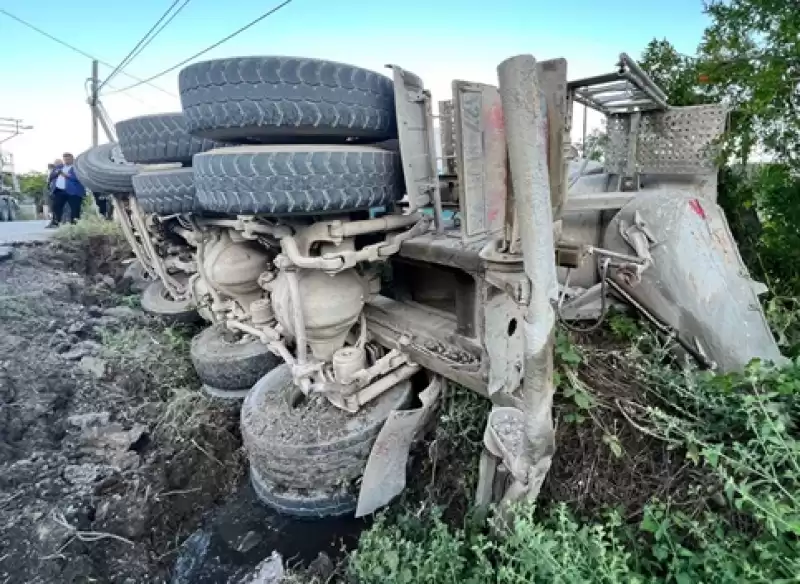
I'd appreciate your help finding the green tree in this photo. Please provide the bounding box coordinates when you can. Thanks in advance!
[580,129,608,162]
[639,38,708,107]
[700,0,800,168]
[699,0,800,292]
[18,171,48,208]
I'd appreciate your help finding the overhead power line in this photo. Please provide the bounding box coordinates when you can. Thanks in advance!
[99,0,193,92]
[104,0,295,95]
[110,0,195,88]
[0,8,176,97]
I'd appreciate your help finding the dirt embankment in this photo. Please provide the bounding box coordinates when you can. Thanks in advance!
[0,237,243,583]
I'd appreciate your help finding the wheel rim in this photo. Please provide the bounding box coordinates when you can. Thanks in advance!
[159,282,189,305]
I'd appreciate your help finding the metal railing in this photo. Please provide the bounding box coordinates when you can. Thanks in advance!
[568,53,669,115]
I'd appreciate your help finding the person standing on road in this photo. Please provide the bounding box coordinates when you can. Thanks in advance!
[45,159,62,224]
[48,159,62,191]
[49,153,85,227]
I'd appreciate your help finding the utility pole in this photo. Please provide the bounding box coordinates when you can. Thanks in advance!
[90,60,99,147]
[0,117,33,145]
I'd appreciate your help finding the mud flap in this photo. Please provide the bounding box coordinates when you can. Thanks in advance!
[355,376,442,517]
[603,190,785,372]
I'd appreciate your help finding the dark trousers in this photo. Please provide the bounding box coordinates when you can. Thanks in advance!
[93,193,113,219]
[52,189,82,225]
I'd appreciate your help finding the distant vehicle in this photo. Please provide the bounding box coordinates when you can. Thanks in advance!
[0,148,20,221]
[0,186,18,221]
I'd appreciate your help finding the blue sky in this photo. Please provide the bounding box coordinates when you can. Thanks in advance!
[1,0,711,171]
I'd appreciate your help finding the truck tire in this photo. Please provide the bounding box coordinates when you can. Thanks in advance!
[178,56,396,143]
[132,168,195,215]
[116,112,224,165]
[140,278,197,322]
[241,364,412,491]
[190,323,283,399]
[250,467,356,519]
[75,143,139,194]
[194,145,404,215]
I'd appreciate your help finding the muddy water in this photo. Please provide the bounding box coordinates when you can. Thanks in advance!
[172,478,367,583]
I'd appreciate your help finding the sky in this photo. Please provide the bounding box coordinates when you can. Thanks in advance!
[0,0,711,173]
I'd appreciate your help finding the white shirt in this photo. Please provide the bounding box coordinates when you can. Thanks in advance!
[55,164,72,190]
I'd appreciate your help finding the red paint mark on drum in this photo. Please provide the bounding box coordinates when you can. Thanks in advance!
[486,98,508,227]
[689,198,707,220]
[488,102,505,131]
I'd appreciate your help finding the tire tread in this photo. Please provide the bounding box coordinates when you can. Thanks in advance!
[116,113,224,164]
[194,146,403,214]
[178,56,396,142]
[132,168,195,214]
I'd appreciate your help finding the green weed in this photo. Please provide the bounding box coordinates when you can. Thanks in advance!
[53,215,124,243]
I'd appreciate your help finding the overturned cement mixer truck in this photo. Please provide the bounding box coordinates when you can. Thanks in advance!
[74,51,785,519]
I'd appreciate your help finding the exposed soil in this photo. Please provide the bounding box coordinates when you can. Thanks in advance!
[0,239,244,583]
[542,330,706,520]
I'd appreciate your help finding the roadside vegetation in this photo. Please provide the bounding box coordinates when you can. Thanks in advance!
[346,1,800,581]
[349,318,800,583]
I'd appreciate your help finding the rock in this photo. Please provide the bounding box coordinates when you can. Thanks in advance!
[0,245,12,262]
[172,530,212,584]
[48,329,69,347]
[79,356,107,379]
[110,450,141,472]
[62,498,95,530]
[234,530,262,553]
[52,341,73,355]
[307,552,335,582]
[67,411,111,431]
[45,282,73,302]
[67,321,88,335]
[236,552,285,584]
[87,316,120,329]
[79,340,103,353]
[61,346,88,360]
[95,495,148,539]
[62,463,114,486]
[81,423,148,469]
[103,306,141,320]
[62,340,104,360]
[93,274,116,289]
